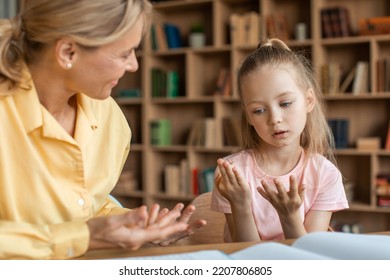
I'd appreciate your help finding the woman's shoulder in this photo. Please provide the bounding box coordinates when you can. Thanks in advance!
[80,95,129,132]
[80,95,124,119]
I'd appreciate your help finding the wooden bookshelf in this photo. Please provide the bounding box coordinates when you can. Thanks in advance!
[112,0,390,232]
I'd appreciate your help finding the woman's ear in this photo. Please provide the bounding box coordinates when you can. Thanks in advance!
[55,38,76,69]
[306,88,315,113]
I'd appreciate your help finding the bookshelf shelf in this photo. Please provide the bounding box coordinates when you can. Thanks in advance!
[113,0,390,233]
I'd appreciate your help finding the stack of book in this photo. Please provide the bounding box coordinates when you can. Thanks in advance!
[320,7,352,38]
[320,61,369,95]
[151,68,179,98]
[376,57,390,93]
[328,119,349,148]
[150,22,182,51]
[376,173,390,207]
[229,12,261,46]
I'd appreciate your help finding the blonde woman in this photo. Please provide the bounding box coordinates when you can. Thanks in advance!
[0,0,205,259]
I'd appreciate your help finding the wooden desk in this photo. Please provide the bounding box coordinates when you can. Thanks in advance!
[78,239,294,260]
[78,231,390,260]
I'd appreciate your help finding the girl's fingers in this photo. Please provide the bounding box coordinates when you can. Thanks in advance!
[218,158,236,185]
[258,180,272,201]
[217,159,229,181]
[232,167,244,186]
[288,175,298,197]
[273,178,287,195]
[298,183,306,201]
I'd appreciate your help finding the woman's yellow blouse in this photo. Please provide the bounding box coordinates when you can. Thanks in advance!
[0,75,131,259]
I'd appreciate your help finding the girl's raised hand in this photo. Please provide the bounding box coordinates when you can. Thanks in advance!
[257,175,305,217]
[215,158,252,207]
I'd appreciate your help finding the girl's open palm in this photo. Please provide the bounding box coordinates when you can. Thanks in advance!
[257,175,305,217]
[216,158,252,207]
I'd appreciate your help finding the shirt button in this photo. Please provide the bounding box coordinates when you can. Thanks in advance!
[78,198,85,206]
[67,248,74,258]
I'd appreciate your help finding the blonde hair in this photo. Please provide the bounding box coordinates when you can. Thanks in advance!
[237,38,336,163]
[0,0,152,91]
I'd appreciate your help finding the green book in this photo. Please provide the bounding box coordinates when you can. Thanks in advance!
[166,71,179,98]
[150,119,171,146]
[150,24,157,50]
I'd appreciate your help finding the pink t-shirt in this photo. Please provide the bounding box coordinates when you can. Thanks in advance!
[211,149,349,241]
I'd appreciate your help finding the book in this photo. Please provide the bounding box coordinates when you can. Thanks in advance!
[118,232,390,260]
[321,8,334,38]
[244,12,260,46]
[352,61,369,95]
[222,116,242,146]
[213,68,229,96]
[197,167,215,194]
[179,158,190,195]
[359,16,390,36]
[337,7,352,37]
[321,7,352,38]
[166,70,179,98]
[376,58,385,93]
[191,168,199,195]
[164,165,180,195]
[150,119,171,146]
[150,24,157,51]
[328,119,349,148]
[266,13,289,41]
[322,63,341,95]
[0,0,18,18]
[151,67,166,97]
[229,13,245,46]
[164,23,182,49]
[339,66,356,93]
[385,121,390,150]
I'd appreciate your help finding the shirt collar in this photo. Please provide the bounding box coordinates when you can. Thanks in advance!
[11,67,99,138]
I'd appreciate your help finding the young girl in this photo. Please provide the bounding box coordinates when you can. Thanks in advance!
[211,38,349,242]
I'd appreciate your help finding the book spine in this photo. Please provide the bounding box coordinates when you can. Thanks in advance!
[166,71,179,98]
[150,119,171,146]
[164,23,182,49]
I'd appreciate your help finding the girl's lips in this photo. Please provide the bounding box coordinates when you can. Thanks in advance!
[273,130,288,138]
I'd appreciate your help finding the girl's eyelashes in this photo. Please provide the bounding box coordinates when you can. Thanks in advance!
[280,101,293,107]
[253,108,266,114]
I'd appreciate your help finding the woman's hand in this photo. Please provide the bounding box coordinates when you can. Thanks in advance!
[86,205,188,250]
[215,158,252,208]
[147,203,207,246]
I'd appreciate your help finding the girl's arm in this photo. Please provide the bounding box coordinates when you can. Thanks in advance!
[257,175,331,239]
[216,158,260,242]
